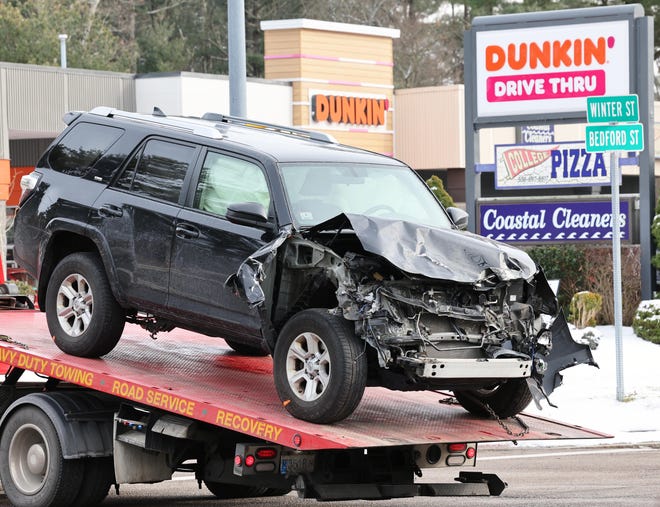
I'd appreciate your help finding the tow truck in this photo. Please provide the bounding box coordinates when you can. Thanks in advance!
[0,311,608,506]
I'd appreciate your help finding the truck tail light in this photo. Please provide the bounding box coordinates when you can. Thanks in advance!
[256,447,278,459]
[234,443,282,476]
[448,443,467,453]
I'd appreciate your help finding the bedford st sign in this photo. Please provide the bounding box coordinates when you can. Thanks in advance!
[585,123,644,152]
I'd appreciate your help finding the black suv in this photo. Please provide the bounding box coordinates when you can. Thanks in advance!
[14,107,595,423]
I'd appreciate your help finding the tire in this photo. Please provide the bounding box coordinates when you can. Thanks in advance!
[45,252,125,358]
[204,481,289,499]
[453,378,533,418]
[273,309,367,423]
[71,457,114,506]
[0,406,84,507]
[224,339,269,357]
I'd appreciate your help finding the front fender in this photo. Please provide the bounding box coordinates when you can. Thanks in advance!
[536,311,598,397]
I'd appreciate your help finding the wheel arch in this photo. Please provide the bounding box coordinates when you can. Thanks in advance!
[0,392,115,459]
[38,221,125,309]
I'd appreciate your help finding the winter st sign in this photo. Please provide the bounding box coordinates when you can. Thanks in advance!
[495,141,613,189]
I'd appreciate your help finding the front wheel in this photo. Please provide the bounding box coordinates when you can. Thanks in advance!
[0,406,84,507]
[273,309,367,423]
[46,252,125,358]
[453,378,533,418]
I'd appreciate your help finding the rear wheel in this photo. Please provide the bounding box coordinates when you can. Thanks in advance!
[0,406,84,507]
[453,378,533,418]
[224,339,269,357]
[46,252,125,358]
[273,309,367,423]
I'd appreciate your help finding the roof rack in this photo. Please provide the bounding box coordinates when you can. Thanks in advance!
[201,112,337,144]
[89,106,223,140]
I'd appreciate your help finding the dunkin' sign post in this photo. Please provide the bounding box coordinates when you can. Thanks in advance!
[475,21,630,118]
[465,5,655,300]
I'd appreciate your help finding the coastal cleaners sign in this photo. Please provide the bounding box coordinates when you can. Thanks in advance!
[520,125,554,144]
[495,141,613,189]
[475,20,630,118]
[478,200,630,243]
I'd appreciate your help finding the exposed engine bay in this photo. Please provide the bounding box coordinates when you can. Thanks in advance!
[230,213,597,410]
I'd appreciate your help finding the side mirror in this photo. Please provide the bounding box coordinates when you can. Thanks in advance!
[446,207,469,230]
[226,202,270,228]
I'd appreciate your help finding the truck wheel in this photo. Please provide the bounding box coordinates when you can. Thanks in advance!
[46,252,125,358]
[224,339,269,357]
[0,406,84,507]
[273,309,367,423]
[453,378,533,418]
[204,481,288,498]
[71,457,114,506]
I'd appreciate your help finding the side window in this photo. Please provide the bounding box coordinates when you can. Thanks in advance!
[194,152,270,217]
[47,123,124,177]
[115,139,196,204]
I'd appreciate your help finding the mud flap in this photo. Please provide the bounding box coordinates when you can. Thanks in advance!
[535,311,598,399]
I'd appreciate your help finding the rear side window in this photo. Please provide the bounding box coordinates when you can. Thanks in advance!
[47,123,124,177]
[115,139,196,204]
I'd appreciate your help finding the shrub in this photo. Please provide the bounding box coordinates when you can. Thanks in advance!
[632,301,660,345]
[425,175,455,209]
[12,280,35,296]
[651,198,660,270]
[582,245,641,326]
[568,291,602,328]
[525,244,641,326]
[524,245,586,310]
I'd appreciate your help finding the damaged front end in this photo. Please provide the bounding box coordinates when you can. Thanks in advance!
[230,213,597,413]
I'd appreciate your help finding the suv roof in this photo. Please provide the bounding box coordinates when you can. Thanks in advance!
[79,106,398,166]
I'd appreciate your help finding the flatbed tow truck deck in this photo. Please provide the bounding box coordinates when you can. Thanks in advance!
[0,311,609,505]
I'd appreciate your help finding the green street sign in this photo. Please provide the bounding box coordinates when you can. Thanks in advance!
[585,123,644,153]
[586,95,639,123]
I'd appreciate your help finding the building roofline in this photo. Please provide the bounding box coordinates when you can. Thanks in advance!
[260,18,400,39]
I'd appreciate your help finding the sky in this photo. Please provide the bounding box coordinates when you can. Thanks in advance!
[514,324,660,447]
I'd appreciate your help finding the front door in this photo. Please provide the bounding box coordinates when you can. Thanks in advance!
[168,150,273,342]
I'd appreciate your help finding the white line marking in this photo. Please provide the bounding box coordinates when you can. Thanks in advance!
[479,447,656,461]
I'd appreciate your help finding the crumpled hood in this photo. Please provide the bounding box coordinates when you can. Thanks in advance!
[311,213,538,283]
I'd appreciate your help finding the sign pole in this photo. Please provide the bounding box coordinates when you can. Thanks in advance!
[610,149,624,402]
[586,94,640,403]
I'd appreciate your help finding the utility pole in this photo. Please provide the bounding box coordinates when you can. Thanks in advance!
[228,0,247,117]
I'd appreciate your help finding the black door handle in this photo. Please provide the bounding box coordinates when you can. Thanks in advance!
[175,223,200,239]
[98,204,123,218]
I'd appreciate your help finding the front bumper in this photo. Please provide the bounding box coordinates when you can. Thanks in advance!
[396,356,532,380]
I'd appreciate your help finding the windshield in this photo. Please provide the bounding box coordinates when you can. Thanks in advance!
[279,162,453,229]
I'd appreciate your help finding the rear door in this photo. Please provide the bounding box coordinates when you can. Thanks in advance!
[89,138,199,309]
[168,149,273,341]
